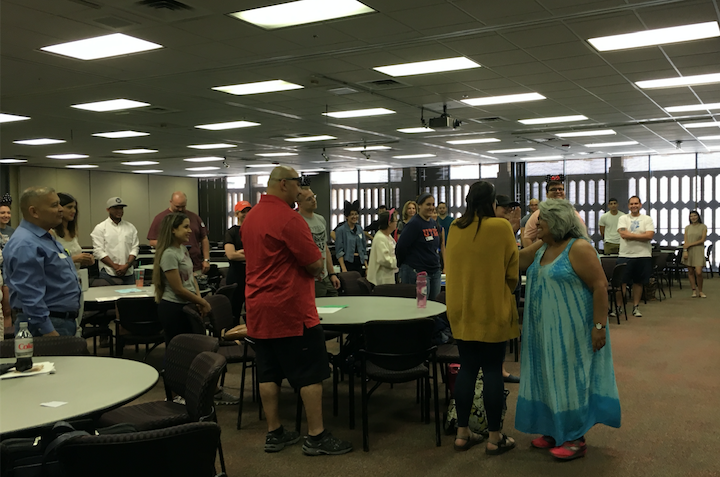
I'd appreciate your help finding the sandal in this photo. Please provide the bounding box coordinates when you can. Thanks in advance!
[549,439,587,460]
[454,431,484,451]
[485,433,516,455]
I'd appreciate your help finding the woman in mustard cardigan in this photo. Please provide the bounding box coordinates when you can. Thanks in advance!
[445,181,523,455]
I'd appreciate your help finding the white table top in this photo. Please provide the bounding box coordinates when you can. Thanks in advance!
[139,261,228,270]
[84,285,155,302]
[0,356,158,435]
[316,296,446,326]
[136,253,155,259]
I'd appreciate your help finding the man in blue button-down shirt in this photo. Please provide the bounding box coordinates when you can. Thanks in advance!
[3,187,81,336]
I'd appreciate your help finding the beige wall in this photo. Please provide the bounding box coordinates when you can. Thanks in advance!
[16,167,198,247]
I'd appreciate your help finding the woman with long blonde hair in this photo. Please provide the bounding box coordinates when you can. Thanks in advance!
[153,213,211,345]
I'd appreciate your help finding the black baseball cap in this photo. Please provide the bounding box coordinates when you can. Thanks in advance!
[496,195,520,207]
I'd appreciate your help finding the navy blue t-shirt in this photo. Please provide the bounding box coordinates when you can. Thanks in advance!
[395,215,441,273]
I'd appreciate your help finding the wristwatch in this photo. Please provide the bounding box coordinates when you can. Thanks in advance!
[203,259,210,262]
[594,323,606,330]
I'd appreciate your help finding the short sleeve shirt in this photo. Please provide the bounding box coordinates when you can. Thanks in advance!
[617,214,654,258]
[224,225,245,284]
[148,209,207,271]
[599,211,625,244]
[302,213,329,280]
[242,195,323,339]
[159,246,196,303]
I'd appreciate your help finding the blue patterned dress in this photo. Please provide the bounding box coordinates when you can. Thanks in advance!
[515,238,621,443]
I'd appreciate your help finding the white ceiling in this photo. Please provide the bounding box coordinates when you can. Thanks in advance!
[2,0,720,177]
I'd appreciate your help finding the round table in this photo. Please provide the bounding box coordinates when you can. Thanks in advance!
[0,356,158,435]
[316,296,446,327]
[84,285,155,303]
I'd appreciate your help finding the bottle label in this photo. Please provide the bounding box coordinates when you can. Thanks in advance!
[15,339,33,358]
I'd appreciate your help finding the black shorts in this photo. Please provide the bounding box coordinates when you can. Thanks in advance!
[618,257,652,285]
[250,324,330,389]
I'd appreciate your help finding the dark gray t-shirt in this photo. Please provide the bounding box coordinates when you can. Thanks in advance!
[302,213,328,280]
[160,245,196,303]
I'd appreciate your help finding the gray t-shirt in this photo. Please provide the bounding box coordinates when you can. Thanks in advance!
[520,213,532,228]
[302,213,328,280]
[160,245,196,303]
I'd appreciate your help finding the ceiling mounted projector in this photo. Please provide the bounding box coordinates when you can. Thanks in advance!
[428,114,461,130]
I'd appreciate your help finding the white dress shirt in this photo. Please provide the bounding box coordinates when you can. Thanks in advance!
[91,217,139,276]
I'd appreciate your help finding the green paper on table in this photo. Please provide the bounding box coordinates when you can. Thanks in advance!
[116,288,143,293]
[316,305,348,314]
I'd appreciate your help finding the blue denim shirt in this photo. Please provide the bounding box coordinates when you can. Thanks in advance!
[335,222,367,264]
[3,220,81,335]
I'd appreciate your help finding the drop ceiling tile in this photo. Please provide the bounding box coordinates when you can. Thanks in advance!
[539,0,627,16]
[562,65,622,80]
[387,4,476,31]
[637,2,720,28]
[543,54,609,71]
[523,42,594,61]
[501,25,579,48]
[441,34,519,56]
[451,0,552,24]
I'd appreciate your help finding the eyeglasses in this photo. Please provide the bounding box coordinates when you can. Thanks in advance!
[548,187,565,192]
[305,194,317,202]
[280,177,302,183]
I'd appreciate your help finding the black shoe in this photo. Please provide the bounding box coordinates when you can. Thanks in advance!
[302,431,353,456]
[503,374,520,384]
[265,426,301,453]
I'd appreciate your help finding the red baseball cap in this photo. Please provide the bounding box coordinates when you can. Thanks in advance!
[234,200,252,212]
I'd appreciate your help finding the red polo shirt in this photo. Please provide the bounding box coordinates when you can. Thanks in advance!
[243,194,322,339]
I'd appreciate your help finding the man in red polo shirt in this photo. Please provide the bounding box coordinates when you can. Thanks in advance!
[243,166,352,456]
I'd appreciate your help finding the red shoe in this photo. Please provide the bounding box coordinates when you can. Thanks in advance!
[549,439,587,460]
[530,435,556,449]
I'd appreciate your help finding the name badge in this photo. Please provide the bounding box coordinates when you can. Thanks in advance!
[58,253,68,259]
[425,235,434,242]
[358,233,362,238]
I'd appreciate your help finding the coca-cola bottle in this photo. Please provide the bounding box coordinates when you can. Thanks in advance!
[15,321,34,372]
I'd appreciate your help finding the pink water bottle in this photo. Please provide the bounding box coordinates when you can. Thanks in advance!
[416,271,428,308]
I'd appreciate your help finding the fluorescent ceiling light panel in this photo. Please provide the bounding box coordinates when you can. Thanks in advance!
[186,166,221,171]
[229,0,374,30]
[323,108,395,118]
[213,80,303,95]
[133,169,163,173]
[707,145,720,151]
[65,164,97,169]
[447,138,501,145]
[40,33,162,60]
[698,135,720,140]
[683,122,720,128]
[71,99,150,112]
[393,154,436,159]
[487,148,536,153]
[188,174,218,178]
[344,145,391,151]
[374,57,480,77]
[523,155,564,160]
[612,151,656,155]
[461,92,545,106]
[93,130,149,138]
[256,152,298,157]
[285,135,335,142]
[0,159,27,163]
[195,121,260,130]
[555,129,616,138]
[587,22,720,51]
[121,161,159,166]
[47,154,89,160]
[665,102,720,112]
[518,115,588,125]
[636,73,720,89]
[14,138,65,146]
[245,164,277,168]
[113,149,158,154]
[183,157,224,162]
[0,113,30,123]
[187,143,237,149]
[397,127,435,133]
[584,141,639,147]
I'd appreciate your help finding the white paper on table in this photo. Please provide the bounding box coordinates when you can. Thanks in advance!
[316,306,347,314]
[41,401,67,408]
[0,362,56,380]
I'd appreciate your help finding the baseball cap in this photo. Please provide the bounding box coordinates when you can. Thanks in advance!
[496,195,520,208]
[106,197,127,208]
[234,200,252,212]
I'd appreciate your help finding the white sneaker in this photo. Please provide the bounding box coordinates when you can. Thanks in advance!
[632,306,642,317]
[609,309,616,317]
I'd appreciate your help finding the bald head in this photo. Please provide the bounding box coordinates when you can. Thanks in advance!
[169,191,188,213]
[267,166,302,206]
[19,186,63,230]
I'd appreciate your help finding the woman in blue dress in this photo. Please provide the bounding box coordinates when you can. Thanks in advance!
[516,199,621,460]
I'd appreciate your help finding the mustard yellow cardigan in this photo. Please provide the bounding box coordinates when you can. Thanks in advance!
[445,217,520,343]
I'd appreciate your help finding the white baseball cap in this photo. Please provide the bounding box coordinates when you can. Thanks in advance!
[106,197,127,208]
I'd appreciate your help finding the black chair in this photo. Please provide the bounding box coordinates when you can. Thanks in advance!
[357,277,374,295]
[666,247,687,289]
[356,318,441,452]
[81,279,119,354]
[609,263,628,324]
[372,283,416,298]
[57,421,225,477]
[114,297,164,360]
[98,334,219,429]
[337,271,363,296]
[214,283,241,323]
[705,244,714,278]
[0,336,90,358]
[436,342,459,403]
[652,253,671,300]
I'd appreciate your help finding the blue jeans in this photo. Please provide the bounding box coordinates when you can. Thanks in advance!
[100,269,135,285]
[398,264,441,301]
[15,313,77,337]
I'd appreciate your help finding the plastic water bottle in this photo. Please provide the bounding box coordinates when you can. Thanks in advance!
[15,322,34,372]
[416,271,428,308]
